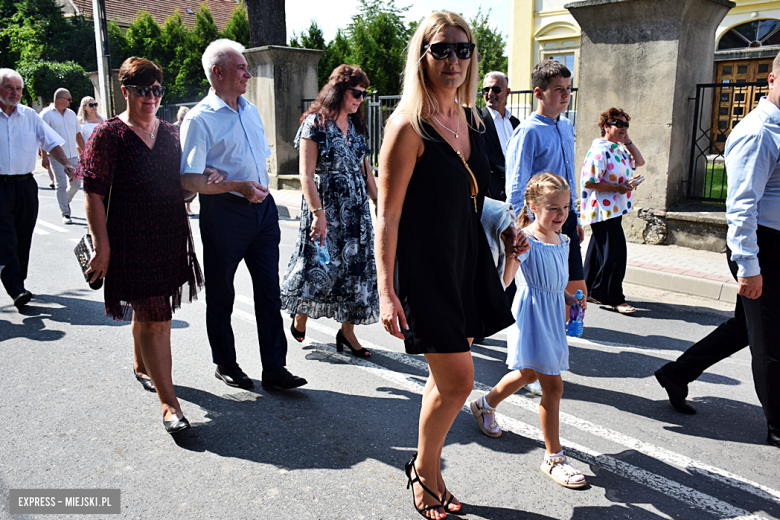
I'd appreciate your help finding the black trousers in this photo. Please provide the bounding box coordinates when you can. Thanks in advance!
[584,216,627,306]
[199,194,287,372]
[0,175,39,299]
[661,226,780,434]
[561,210,584,281]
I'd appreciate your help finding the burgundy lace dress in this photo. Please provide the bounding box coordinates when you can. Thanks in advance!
[77,117,203,321]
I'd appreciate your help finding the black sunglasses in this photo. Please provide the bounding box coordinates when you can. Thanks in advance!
[87,102,98,108]
[606,120,629,129]
[124,85,166,98]
[349,88,368,100]
[482,86,503,95]
[423,42,475,61]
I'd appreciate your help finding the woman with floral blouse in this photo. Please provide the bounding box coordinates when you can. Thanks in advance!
[580,107,645,314]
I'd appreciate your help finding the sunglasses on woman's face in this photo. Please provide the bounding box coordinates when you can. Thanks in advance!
[87,102,98,108]
[423,42,475,61]
[124,85,166,98]
[607,120,629,129]
[349,88,368,100]
[482,86,503,95]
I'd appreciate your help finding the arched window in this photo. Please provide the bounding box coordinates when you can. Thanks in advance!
[718,19,780,50]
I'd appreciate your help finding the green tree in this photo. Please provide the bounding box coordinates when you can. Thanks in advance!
[469,7,507,86]
[17,59,92,105]
[317,29,350,89]
[124,11,166,65]
[221,2,251,47]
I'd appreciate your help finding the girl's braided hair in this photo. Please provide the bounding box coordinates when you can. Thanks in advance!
[517,172,570,231]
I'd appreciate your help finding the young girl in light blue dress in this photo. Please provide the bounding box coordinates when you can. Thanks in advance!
[470,172,588,489]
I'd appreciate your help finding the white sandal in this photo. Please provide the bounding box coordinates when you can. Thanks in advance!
[540,455,586,488]
[469,396,502,438]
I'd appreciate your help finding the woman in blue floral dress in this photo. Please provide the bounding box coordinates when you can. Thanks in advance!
[280,65,379,356]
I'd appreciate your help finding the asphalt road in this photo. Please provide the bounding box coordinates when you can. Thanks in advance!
[1,175,777,520]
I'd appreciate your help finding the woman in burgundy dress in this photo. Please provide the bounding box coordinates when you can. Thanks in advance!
[78,57,216,435]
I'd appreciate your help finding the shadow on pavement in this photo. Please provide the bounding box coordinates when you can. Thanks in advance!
[563,380,767,446]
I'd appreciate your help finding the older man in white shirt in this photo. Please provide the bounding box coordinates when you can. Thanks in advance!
[180,39,307,391]
[479,71,520,202]
[0,69,75,308]
[40,88,85,224]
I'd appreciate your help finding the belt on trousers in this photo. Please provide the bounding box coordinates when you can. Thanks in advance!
[216,192,262,206]
[0,173,32,183]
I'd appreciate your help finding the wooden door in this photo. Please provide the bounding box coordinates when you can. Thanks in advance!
[711,59,772,153]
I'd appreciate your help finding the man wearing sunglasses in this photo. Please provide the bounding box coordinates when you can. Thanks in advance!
[479,71,519,202]
[40,88,85,225]
[180,39,307,392]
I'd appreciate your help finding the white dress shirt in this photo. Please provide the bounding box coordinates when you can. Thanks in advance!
[0,104,64,175]
[179,90,272,191]
[488,106,515,155]
[39,104,82,158]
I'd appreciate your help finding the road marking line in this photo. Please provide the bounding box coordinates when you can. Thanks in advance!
[299,319,780,509]
[33,228,49,235]
[567,336,751,367]
[299,338,764,520]
[235,295,254,307]
[36,220,69,233]
[220,294,780,510]
[69,238,80,243]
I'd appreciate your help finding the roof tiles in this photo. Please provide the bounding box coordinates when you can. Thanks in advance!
[69,0,240,30]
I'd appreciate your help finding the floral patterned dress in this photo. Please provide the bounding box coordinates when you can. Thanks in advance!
[280,114,379,325]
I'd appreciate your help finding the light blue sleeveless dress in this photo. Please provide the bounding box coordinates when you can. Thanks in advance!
[506,228,570,375]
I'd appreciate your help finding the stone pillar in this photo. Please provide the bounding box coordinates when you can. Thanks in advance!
[565,0,734,243]
[87,69,125,117]
[243,46,324,189]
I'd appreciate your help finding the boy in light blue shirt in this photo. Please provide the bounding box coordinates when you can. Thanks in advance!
[505,60,586,303]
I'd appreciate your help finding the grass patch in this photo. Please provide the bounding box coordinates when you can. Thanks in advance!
[702,162,727,203]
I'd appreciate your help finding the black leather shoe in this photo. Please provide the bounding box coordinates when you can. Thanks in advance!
[215,364,254,389]
[261,367,307,390]
[768,428,780,449]
[655,368,696,414]
[134,369,156,393]
[13,290,32,309]
[163,415,191,434]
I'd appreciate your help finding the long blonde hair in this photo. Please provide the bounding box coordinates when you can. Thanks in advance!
[77,96,103,124]
[391,11,481,139]
[518,172,571,230]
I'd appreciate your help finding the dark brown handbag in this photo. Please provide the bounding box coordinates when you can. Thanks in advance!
[74,186,112,290]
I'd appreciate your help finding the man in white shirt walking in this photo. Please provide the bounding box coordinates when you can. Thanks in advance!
[40,88,85,224]
[180,39,307,391]
[0,69,75,308]
[479,71,520,202]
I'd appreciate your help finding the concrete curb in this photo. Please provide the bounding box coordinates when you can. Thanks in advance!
[625,266,737,303]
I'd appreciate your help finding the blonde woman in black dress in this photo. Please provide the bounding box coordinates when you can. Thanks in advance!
[376,11,515,519]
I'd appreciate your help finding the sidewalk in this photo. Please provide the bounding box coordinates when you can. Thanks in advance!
[270,188,738,304]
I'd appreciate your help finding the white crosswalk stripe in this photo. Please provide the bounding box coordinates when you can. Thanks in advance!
[36,219,69,233]
[33,227,49,235]
[218,293,779,518]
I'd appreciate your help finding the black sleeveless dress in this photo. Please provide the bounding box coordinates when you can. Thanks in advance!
[395,110,515,354]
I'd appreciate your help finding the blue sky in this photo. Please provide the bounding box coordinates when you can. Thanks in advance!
[284,1,512,45]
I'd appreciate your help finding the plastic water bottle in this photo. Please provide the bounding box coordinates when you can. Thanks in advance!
[566,289,585,338]
[315,238,331,266]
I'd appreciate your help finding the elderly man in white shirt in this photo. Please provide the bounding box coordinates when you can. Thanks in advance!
[0,69,75,308]
[479,71,520,202]
[40,88,85,224]
[180,39,307,392]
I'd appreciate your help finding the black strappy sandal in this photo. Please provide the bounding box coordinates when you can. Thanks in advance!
[404,453,445,518]
[441,483,461,513]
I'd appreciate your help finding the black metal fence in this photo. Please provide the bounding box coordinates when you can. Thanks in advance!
[301,88,579,172]
[161,101,199,124]
[687,81,768,203]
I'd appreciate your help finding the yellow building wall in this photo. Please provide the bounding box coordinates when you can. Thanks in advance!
[508,0,780,90]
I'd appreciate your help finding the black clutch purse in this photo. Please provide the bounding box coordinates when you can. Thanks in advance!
[74,234,103,290]
[74,185,111,291]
